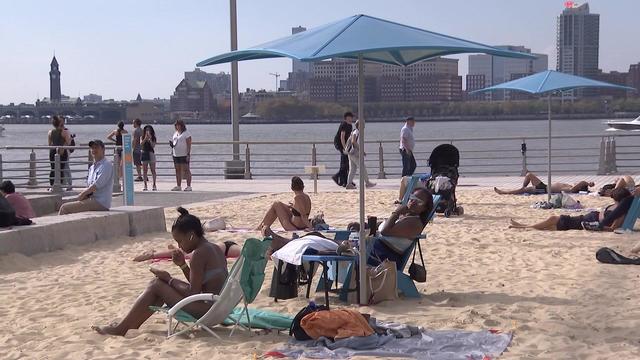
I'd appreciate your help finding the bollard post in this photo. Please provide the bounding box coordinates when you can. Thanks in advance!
[52,152,62,193]
[520,140,528,176]
[310,144,317,180]
[610,137,617,174]
[28,150,37,187]
[605,137,614,174]
[112,150,122,193]
[244,144,252,179]
[597,136,607,175]
[377,142,386,179]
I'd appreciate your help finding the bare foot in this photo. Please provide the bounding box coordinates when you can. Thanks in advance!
[261,226,274,238]
[631,242,640,254]
[132,251,154,262]
[494,187,506,195]
[509,219,526,228]
[91,325,125,336]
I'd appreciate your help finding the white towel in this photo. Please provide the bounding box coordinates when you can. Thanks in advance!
[271,235,339,265]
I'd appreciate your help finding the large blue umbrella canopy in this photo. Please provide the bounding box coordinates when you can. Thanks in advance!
[198,14,534,66]
[472,70,636,200]
[198,14,534,305]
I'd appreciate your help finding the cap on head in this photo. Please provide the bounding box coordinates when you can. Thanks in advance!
[406,116,415,122]
[88,139,105,148]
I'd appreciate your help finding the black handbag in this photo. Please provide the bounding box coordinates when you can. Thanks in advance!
[408,240,427,283]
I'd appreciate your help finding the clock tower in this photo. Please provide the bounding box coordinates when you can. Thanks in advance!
[49,56,62,102]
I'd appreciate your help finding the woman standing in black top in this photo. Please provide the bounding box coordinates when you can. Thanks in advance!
[47,116,71,187]
[141,125,157,191]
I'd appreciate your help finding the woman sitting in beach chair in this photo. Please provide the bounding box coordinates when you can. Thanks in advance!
[256,176,312,231]
[92,207,228,336]
[509,188,632,231]
[494,172,595,195]
[368,188,434,268]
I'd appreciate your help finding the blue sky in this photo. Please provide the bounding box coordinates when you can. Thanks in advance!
[1,0,638,104]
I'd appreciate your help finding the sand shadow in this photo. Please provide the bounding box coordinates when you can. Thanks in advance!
[419,290,574,307]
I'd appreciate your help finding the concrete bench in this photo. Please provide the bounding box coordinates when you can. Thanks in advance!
[111,206,167,236]
[26,194,63,217]
[0,206,166,256]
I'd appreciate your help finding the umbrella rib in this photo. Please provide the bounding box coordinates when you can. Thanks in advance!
[311,15,362,57]
[536,70,553,94]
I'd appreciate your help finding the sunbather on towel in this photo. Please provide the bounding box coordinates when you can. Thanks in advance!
[256,176,312,231]
[368,188,434,268]
[494,172,594,195]
[509,188,632,231]
[132,240,241,262]
[599,175,636,196]
[92,207,228,336]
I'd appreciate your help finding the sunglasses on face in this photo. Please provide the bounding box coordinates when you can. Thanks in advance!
[408,194,425,205]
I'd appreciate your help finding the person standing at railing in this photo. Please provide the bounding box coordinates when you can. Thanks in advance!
[332,112,354,187]
[132,118,144,182]
[58,140,114,215]
[345,120,376,189]
[399,116,417,177]
[61,116,75,191]
[107,121,128,180]
[47,115,71,190]
[141,125,157,191]
[170,119,192,192]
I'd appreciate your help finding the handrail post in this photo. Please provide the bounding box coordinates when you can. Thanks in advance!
[113,149,122,193]
[377,142,386,179]
[52,152,62,193]
[0,154,3,183]
[310,143,317,180]
[597,136,606,175]
[87,149,93,168]
[520,140,528,176]
[28,150,38,187]
[244,144,252,179]
[610,136,617,174]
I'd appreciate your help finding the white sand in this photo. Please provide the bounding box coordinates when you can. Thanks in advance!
[1,190,639,359]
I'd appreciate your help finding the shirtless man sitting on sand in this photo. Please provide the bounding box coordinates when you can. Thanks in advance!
[494,172,595,195]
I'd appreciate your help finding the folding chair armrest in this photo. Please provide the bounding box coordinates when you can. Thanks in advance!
[168,293,219,316]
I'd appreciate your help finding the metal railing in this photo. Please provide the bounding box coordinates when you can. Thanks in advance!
[1,132,639,192]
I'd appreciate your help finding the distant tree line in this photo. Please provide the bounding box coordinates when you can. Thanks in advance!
[252,97,640,120]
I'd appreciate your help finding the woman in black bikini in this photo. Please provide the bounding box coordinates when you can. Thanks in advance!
[509,188,632,231]
[93,207,228,336]
[256,176,312,231]
[132,240,241,261]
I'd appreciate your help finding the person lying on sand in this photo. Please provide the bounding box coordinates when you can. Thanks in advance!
[508,188,632,231]
[599,175,636,196]
[256,176,312,231]
[132,241,241,262]
[494,172,594,195]
[92,207,228,336]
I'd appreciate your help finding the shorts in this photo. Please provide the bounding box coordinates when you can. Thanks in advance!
[173,156,188,164]
[556,211,599,231]
[141,152,156,164]
[133,150,142,166]
[535,182,547,193]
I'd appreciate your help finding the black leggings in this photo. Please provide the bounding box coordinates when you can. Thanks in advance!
[49,149,68,186]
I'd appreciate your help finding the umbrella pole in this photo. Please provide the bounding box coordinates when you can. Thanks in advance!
[357,54,367,306]
[547,94,552,202]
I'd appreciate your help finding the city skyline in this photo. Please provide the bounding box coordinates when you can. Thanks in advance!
[2,0,639,104]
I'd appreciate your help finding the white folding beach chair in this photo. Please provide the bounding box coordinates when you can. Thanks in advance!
[160,255,248,339]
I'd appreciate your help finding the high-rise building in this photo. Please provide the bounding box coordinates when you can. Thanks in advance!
[184,68,230,95]
[556,2,600,97]
[291,26,310,74]
[49,56,62,102]
[468,46,548,100]
[628,63,640,96]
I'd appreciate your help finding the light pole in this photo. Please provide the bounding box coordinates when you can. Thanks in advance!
[230,0,240,161]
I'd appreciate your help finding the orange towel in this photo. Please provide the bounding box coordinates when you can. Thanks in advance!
[300,309,374,339]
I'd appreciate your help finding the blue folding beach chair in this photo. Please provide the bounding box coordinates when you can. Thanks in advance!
[619,196,640,232]
[401,174,430,205]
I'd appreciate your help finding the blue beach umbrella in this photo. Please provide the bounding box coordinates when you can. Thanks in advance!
[472,70,636,201]
[198,14,534,305]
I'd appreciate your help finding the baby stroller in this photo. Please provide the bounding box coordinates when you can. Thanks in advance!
[427,144,463,217]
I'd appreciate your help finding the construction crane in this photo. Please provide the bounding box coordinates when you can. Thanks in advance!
[269,72,280,92]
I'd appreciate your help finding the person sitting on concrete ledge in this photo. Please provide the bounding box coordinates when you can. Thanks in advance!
[494,172,595,195]
[0,180,35,220]
[58,139,114,215]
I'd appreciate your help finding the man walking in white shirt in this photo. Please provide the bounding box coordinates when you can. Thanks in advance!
[399,117,417,177]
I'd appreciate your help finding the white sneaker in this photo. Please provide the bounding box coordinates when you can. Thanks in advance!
[345,184,356,189]
[171,186,181,191]
[183,186,192,192]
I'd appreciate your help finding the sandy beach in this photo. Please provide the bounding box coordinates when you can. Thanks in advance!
[1,189,639,359]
